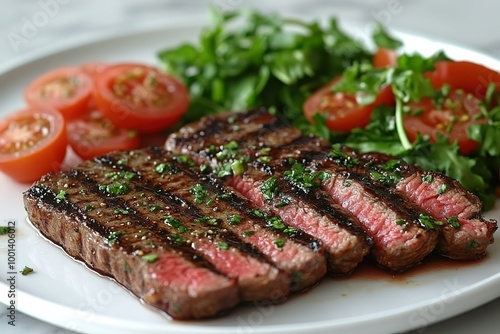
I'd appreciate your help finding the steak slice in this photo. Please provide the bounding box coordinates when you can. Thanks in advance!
[166,109,445,271]
[255,136,439,271]
[97,147,327,291]
[166,109,372,274]
[67,156,290,303]
[23,176,239,320]
[356,151,497,260]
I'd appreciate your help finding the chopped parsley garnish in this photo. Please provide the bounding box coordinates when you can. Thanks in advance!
[248,208,266,218]
[20,266,34,275]
[107,231,123,245]
[155,163,170,174]
[329,145,360,167]
[200,164,212,174]
[274,239,285,249]
[228,214,242,225]
[84,204,94,212]
[142,253,159,263]
[173,154,195,166]
[190,184,209,204]
[114,208,129,215]
[55,189,67,200]
[267,217,286,230]
[164,215,188,232]
[170,234,186,244]
[194,216,219,225]
[283,162,331,193]
[437,183,448,195]
[418,214,444,230]
[100,181,130,196]
[259,176,280,201]
[218,241,229,250]
[242,231,254,237]
[422,174,434,183]
[446,216,461,229]
[105,171,136,181]
[369,169,402,187]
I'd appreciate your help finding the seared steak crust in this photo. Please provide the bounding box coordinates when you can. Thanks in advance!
[357,151,497,260]
[166,109,372,274]
[99,147,327,291]
[166,108,495,271]
[24,177,239,320]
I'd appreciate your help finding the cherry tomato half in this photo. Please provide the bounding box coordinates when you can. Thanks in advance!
[403,90,486,155]
[92,63,190,133]
[24,66,93,121]
[0,107,67,183]
[303,77,395,132]
[428,60,500,100]
[67,109,140,161]
[373,48,398,68]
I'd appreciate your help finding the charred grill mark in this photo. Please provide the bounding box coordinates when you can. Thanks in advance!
[25,184,111,237]
[94,152,275,265]
[62,168,224,273]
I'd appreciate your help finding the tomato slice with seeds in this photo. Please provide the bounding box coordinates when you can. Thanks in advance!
[67,109,140,161]
[24,66,93,121]
[303,77,395,132]
[92,63,189,133]
[403,90,485,155]
[0,107,67,183]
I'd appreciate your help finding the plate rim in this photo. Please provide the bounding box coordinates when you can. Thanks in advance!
[0,19,499,334]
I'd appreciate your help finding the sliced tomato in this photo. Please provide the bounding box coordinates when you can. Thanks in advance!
[67,109,140,160]
[373,48,398,68]
[428,60,500,100]
[92,63,189,133]
[24,66,93,121]
[403,90,485,155]
[0,107,67,183]
[303,77,395,132]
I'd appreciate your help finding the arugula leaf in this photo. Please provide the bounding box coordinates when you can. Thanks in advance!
[372,22,403,49]
[158,8,371,125]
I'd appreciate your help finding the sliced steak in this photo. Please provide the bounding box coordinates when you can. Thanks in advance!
[356,151,497,260]
[67,157,289,302]
[97,147,327,291]
[166,110,372,274]
[23,176,239,320]
[166,109,444,271]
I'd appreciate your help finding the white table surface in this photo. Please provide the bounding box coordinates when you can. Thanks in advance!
[0,0,499,333]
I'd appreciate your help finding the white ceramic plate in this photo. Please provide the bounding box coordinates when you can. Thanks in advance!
[0,21,499,334]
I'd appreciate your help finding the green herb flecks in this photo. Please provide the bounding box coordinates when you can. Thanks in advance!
[190,184,209,204]
[283,162,330,193]
[107,231,123,245]
[418,214,444,230]
[446,216,461,229]
[0,226,9,235]
[55,190,67,200]
[20,266,34,275]
[142,253,159,263]
[100,181,130,196]
[259,176,280,201]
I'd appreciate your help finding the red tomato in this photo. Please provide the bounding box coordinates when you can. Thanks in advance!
[428,60,500,100]
[67,109,140,160]
[92,63,190,133]
[0,107,67,183]
[303,77,395,132]
[24,66,93,121]
[403,90,485,155]
[373,48,398,68]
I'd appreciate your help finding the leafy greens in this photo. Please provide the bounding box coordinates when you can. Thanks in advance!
[158,8,500,209]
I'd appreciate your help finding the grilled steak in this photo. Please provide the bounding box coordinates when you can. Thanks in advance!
[97,147,327,291]
[24,177,239,320]
[356,151,497,260]
[165,108,495,270]
[166,110,372,274]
